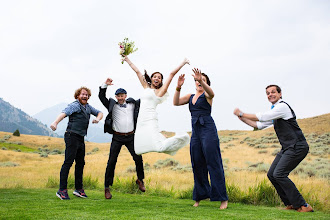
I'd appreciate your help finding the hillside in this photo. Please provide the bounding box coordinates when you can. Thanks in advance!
[0,98,57,137]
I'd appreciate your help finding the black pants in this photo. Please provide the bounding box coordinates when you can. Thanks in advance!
[104,133,144,187]
[60,132,85,190]
[267,144,309,208]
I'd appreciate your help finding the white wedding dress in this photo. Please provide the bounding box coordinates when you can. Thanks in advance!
[134,88,190,155]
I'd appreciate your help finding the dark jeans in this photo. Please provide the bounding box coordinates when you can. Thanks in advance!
[59,132,85,190]
[267,144,309,208]
[105,133,144,187]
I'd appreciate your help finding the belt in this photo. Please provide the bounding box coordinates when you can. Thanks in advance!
[113,130,135,136]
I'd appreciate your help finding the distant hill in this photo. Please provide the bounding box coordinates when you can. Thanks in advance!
[0,98,57,137]
[296,113,330,134]
[33,102,112,143]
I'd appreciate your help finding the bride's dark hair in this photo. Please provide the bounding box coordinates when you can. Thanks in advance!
[144,70,163,89]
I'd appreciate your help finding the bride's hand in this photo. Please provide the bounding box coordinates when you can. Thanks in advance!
[123,55,129,62]
[182,58,190,66]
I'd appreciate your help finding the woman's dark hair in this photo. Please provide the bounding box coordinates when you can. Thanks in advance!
[266,84,281,93]
[144,70,163,89]
[201,73,211,86]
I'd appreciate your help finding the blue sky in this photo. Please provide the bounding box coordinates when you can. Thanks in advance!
[0,0,329,131]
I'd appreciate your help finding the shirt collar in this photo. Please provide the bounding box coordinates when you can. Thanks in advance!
[273,98,282,106]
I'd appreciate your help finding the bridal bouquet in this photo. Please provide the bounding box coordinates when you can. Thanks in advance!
[118,38,138,64]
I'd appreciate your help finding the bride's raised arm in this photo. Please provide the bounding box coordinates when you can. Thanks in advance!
[124,56,149,88]
[157,58,190,97]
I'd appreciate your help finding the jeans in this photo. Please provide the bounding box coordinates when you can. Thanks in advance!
[59,132,85,190]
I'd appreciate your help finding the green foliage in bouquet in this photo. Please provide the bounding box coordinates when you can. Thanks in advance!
[119,38,138,64]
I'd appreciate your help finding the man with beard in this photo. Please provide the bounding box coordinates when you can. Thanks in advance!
[233,85,313,212]
[51,86,103,200]
[99,78,145,199]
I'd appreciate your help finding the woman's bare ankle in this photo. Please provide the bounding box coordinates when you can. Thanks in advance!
[220,200,228,210]
[193,201,200,207]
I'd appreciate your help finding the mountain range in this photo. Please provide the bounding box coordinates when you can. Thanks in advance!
[0,98,57,137]
[0,98,111,143]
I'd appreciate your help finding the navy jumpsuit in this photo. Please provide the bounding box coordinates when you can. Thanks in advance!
[189,93,228,201]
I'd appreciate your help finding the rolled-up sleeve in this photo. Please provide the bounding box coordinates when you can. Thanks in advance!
[62,102,80,116]
[257,121,273,130]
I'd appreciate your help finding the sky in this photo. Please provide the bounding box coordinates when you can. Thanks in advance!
[0,0,329,132]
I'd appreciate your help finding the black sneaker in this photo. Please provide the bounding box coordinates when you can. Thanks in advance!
[56,189,70,200]
[73,189,88,198]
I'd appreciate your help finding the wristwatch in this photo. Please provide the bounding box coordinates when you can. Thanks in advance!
[239,112,244,117]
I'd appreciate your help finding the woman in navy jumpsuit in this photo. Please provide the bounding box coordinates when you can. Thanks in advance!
[173,68,228,209]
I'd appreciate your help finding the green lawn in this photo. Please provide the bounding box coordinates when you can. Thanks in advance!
[0,188,326,220]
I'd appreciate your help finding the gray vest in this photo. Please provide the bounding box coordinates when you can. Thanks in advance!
[66,101,91,136]
[273,101,307,150]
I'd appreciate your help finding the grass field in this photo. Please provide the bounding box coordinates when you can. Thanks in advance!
[0,188,328,220]
[0,113,329,216]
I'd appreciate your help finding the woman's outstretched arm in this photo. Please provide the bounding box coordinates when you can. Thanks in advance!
[173,74,191,106]
[157,58,189,97]
[124,56,148,88]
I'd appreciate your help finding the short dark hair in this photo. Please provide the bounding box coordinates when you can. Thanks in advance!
[201,73,211,86]
[266,84,281,93]
[74,87,91,99]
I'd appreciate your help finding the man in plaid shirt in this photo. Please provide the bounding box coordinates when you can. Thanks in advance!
[51,86,103,200]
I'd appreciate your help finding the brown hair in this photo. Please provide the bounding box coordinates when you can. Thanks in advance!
[266,84,281,93]
[74,87,91,99]
[201,73,211,86]
[144,70,163,89]
[266,84,282,98]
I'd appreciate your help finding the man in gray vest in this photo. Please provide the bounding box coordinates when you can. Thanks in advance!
[233,84,313,212]
[51,86,103,200]
[99,78,145,199]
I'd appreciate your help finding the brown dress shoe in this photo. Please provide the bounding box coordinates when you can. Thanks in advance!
[284,205,295,210]
[105,188,112,199]
[297,204,314,212]
[136,179,146,192]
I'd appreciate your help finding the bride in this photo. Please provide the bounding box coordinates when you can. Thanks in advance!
[124,55,190,155]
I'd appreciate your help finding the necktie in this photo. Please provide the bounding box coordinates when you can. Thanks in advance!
[119,104,127,108]
[271,105,274,124]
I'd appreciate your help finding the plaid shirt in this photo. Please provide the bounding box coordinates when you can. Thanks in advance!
[62,100,101,117]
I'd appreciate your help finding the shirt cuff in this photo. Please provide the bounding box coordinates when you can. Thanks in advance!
[101,83,108,89]
[256,121,263,130]
[255,112,262,121]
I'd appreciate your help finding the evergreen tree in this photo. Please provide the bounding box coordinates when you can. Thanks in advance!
[13,129,20,136]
